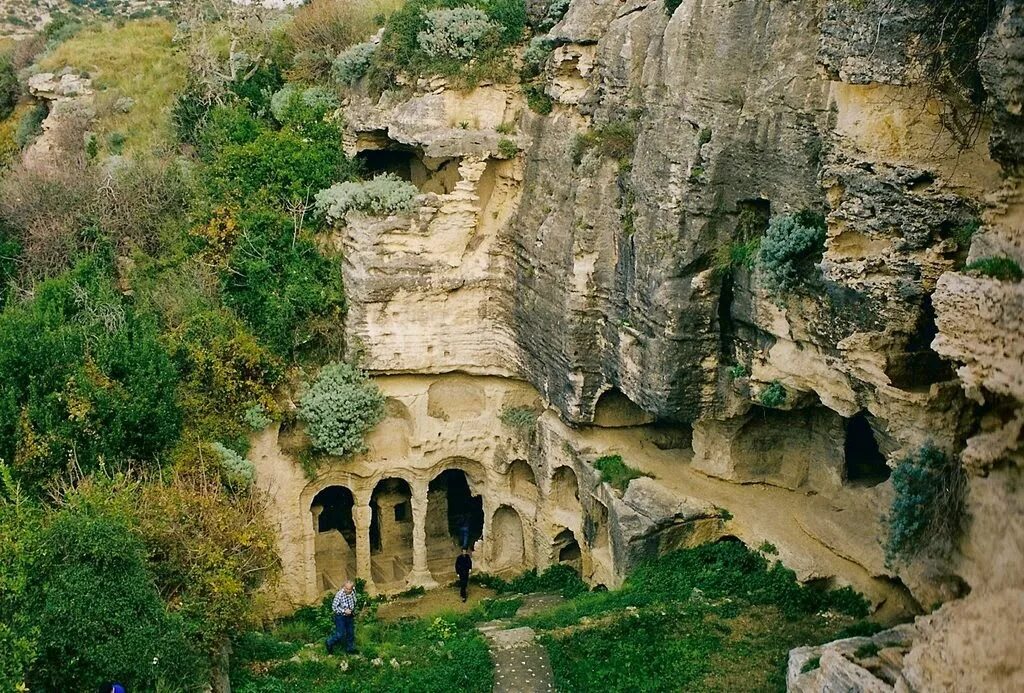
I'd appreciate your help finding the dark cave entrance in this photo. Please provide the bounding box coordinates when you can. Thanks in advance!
[355,144,462,195]
[430,469,484,550]
[369,478,414,585]
[310,485,356,591]
[844,413,890,486]
[885,296,955,391]
[554,527,582,573]
[313,485,356,544]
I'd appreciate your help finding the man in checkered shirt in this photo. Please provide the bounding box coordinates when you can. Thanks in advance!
[326,580,358,654]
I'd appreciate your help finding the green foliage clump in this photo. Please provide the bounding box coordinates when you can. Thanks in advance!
[0,257,181,494]
[593,454,646,492]
[714,237,761,275]
[537,0,570,31]
[315,173,420,221]
[243,403,273,431]
[522,36,554,75]
[0,54,17,121]
[332,41,377,85]
[210,441,255,491]
[964,256,1023,282]
[759,380,787,408]
[884,444,967,567]
[757,211,827,293]
[854,642,880,659]
[727,364,749,379]
[269,84,339,125]
[523,83,553,114]
[499,405,537,432]
[202,114,356,209]
[298,362,386,458]
[24,503,205,691]
[800,656,821,674]
[497,137,519,158]
[951,217,980,252]
[368,0,526,91]
[417,7,499,60]
[14,103,46,149]
[220,210,345,359]
[572,120,637,166]
[479,563,589,598]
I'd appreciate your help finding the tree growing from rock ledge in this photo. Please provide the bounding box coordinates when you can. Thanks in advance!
[756,211,827,295]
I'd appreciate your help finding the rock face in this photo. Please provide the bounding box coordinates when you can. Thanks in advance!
[249,0,1023,687]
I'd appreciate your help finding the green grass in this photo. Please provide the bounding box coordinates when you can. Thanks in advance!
[37,19,186,153]
[234,544,873,693]
[593,454,647,492]
[964,256,1023,282]
[231,602,494,693]
[522,542,870,692]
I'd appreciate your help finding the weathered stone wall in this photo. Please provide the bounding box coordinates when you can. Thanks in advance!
[249,0,1023,686]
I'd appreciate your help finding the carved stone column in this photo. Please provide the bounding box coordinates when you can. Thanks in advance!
[408,480,438,588]
[308,505,323,597]
[353,504,376,595]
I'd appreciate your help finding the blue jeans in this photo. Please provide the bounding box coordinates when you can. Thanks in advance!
[326,613,355,653]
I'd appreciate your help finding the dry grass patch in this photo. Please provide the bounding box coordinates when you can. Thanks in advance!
[37,19,186,153]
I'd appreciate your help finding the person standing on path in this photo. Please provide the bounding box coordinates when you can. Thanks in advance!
[326,580,358,654]
[455,548,473,602]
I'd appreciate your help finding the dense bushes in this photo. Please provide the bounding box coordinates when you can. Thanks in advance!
[884,445,967,567]
[758,380,787,408]
[220,210,345,359]
[418,8,499,59]
[368,0,527,91]
[25,501,205,691]
[593,454,646,492]
[0,54,17,121]
[299,362,386,457]
[757,211,827,294]
[332,41,377,85]
[0,257,181,494]
[315,173,420,221]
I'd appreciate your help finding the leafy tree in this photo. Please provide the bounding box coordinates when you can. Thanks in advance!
[0,54,17,121]
[25,502,205,691]
[220,209,345,359]
[757,211,826,294]
[0,257,181,494]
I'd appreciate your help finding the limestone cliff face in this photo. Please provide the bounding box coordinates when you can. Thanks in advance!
[257,0,1023,688]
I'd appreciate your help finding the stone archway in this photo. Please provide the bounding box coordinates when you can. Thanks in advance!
[310,485,356,593]
[490,505,526,572]
[551,466,580,511]
[426,468,484,581]
[370,478,414,587]
[509,459,539,504]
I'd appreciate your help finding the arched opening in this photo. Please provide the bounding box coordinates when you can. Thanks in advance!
[426,468,484,580]
[311,486,356,592]
[489,505,526,571]
[844,413,890,486]
[509,459,538,502]
[553,527,582,574]
[370,478,413,586]
[592,387,654,427]
[551,466,580,510]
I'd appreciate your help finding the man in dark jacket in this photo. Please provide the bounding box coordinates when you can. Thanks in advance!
[455,548,472,602]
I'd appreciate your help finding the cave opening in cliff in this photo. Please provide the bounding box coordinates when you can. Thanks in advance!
[885,295,955,391]
[370,478,413,585]
[426,469,484,578]
[553,527,582,574]
[593,387,653,427]
[310,485,356,592]
[490,505,526,571]
[844,413,890,486]
[356,145,462,195]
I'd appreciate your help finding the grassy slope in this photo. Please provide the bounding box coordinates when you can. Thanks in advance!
[37,18,185,153]
[234,544,877,693]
